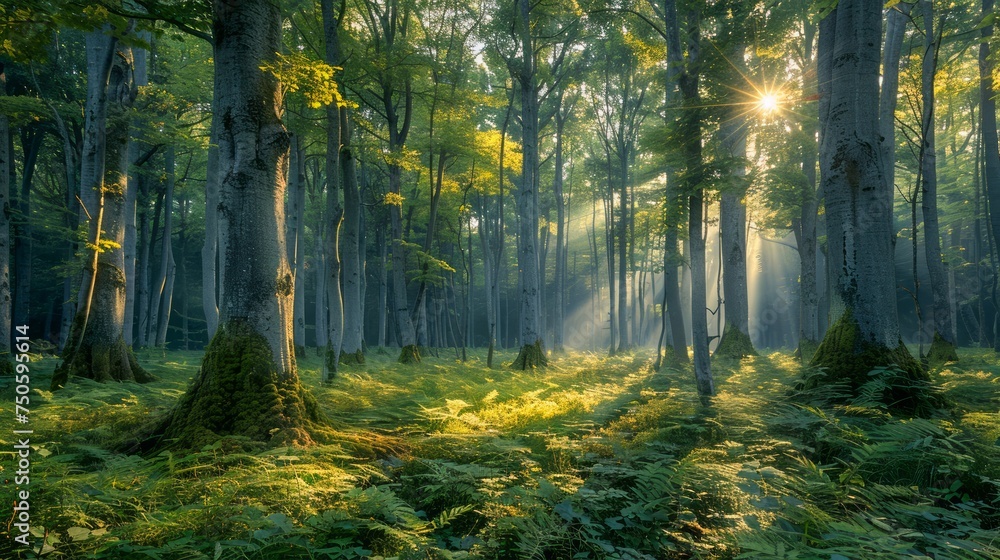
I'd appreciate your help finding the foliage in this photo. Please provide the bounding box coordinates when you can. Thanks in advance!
[3,349,998,558]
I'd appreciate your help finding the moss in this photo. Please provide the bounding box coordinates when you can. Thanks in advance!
[294,344,306,357]
[398,344,421,364]
[339,349,365,366]
[157,319,323,450]
[809,309,939,415]
[713,322,757,359]
[510,339,548,370]
[926,332,959,368]
[52,313,153,390]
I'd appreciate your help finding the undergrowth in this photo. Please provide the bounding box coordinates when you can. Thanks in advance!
[0,347,998,558]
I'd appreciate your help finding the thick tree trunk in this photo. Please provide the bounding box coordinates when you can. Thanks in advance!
[811,0,931,413]
[158,0,319,448]
[53,40,151,388]
[919,0,958,365]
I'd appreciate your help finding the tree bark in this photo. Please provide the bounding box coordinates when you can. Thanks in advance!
[510,0,546,369]
[202,109,221,340]
[340,111,364,364]
[53,39,151,388]
[919,0,958,365]
[811,0,931,413]
[158,0,319,448]
[980,0,1000,352]
[0,67,10,365]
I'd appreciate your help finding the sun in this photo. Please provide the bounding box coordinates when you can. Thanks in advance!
[757,92,780,114]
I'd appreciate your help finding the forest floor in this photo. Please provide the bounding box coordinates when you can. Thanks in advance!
[1,347,999,559]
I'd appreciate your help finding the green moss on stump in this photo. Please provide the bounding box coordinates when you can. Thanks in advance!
[398,344,421,364]
[159,320,322,450]
[511,339,547,370]
[808,309,937,415]
[713,322,757,359]
[926,332,959,368]
[340,349,365,366]
[52,313,153,390]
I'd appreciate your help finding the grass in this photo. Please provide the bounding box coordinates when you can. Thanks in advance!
[0,346,998,559]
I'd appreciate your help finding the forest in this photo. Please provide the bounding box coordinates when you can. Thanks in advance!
[1,0,1000,557]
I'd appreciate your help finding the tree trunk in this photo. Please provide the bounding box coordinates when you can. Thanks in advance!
[53,40,151,388]
[202,109,221,340]
[123,36,149,347]
[0,67,10,366]
[553,98,566,352]
[13,128,41,337]
[510,0,546,369]
[980,0,1000,352]
[795,19,820,361]
[149,146,175,347]
[715,44,755,359]
[287,134,307,354]
[158,0,319,448]
[919,0,958,365]
[660,0,688,365]
[811,0,931,413]
[340,110,364,364]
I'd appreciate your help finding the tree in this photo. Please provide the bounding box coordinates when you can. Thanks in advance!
[810,0,930,412]
[919,1,958,365]
[158,0,321,447]
[52,29,152,388]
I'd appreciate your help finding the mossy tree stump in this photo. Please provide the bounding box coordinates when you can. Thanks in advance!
[714,322,757,359]
[398,344,421,364]
[511,340,547,370]
[926,332,958,368]
[340,349,365,366]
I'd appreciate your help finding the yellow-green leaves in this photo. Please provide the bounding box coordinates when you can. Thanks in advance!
[261,52,345,109]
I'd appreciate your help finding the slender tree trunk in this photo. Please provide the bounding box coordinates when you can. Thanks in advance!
[980,0,1000,352]
[715,40,755,359]
[661,0,688,364]
[123,41,148,347]
[340,110,364,363]
[919,1,957,364]
[202,110,221,340]
[0,67,10,365]
[149,146,175,347]
[13,128,41,336]
[287,134,307,354]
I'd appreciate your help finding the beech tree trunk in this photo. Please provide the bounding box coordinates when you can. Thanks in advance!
[159,0,319,448]
[53,38,151,388]
[811,0,930,413]
[918,0,958,365]
[287,134,306,353]
[510,0,546,369]
[340,111,364,364]
[980,0,1000,352]
[0,66,10,365]
[202,110,221,340]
